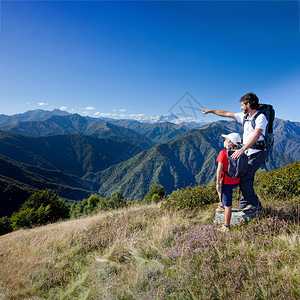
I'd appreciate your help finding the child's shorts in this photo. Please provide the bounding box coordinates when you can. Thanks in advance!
[221,183,239,207]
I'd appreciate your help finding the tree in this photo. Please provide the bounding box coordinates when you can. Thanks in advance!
[96,196,112,212]
[110,191,126,209]
[70,198,88,217]
[11,189,69,230]
[0,216,13,236]
[151,193,161,204]
[144,185,166,203]
[70,195,112,217]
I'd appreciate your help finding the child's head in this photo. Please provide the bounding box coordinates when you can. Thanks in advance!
[221,133,241,149]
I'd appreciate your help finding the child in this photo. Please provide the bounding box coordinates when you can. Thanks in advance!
[216,132,241,232]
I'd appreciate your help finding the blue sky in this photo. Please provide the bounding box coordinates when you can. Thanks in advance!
[0,1,299,122]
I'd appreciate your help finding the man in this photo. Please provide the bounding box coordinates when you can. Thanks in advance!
[201,93,267,213]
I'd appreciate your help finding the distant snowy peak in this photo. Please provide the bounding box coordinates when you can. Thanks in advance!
[137,114,178,124]
[137,114,210,127]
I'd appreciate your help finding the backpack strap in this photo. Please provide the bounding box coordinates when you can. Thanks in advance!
[251,111,262,129]
[242,114,248,128]
[242,113,256,131]
[243,111,262,130]
[243,111,265,142]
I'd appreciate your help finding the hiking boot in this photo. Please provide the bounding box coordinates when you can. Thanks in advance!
[239,202,263,212]
[242,204,258,214]
[216,205,225,213]
[218,224,230,233]
[238,202,248,211]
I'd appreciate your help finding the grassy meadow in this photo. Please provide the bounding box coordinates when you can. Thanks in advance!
[0,162,299,299]
[0,200,299,299]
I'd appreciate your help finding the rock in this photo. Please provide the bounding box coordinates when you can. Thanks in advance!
[214,209,262,226]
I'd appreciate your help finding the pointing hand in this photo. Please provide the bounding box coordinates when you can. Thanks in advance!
[200,109,211,115]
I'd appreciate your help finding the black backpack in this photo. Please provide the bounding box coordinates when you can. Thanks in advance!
[225,149,248,180]
[243,104,275,162]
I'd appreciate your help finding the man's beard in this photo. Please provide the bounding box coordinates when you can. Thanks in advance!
[243,107,249,114]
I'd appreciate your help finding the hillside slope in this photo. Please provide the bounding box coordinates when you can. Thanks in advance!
[273,118,300,161]
[0,196,298,299]
[87,123,294,200]
[0,155,99,217]
[0,131,142,177]
[87,123,228,199]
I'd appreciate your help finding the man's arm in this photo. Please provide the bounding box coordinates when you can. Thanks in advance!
[201,109,236,120]
[231,128,263,159]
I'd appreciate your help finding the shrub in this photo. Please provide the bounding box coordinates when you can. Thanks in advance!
[11,189,69,230]
[110,191,126,209]
[83,194,103,215]
[95,196,114,212]
[0,216,13,236]
[70,195,112,217]
[151,193,161,204]
[70,193,126,217]
[144,185,166,203]
[255,162,300,200]
[70,198,89,217]
[162,184,218,211]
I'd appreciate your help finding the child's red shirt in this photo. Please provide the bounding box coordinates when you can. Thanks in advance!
[216,149,240,185]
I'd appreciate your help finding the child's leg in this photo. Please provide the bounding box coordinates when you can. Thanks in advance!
[218,190,223,206]
[221,184,235,227]
[224,206,232,226]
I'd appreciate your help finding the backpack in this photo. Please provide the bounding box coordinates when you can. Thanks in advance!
[225,149,248,179]
[243,104,275,162]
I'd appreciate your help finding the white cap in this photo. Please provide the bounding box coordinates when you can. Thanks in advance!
[222,133,241,146]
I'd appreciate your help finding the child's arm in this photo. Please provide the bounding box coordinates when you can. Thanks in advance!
[216,162,223,202]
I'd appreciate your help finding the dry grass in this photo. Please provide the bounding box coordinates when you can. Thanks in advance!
[0,211,113,290]
[0,201,299,299]
[0,204,185,299]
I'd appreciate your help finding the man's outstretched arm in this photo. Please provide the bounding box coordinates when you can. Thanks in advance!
[201,109,236,120]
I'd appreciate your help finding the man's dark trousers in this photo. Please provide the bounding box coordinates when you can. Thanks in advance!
[239,150,267,208]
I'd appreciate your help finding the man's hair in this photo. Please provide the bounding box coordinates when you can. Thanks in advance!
[240,92,259,110]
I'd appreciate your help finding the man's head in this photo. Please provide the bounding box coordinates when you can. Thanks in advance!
[239,93,259,113]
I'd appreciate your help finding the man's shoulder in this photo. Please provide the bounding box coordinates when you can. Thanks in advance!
[255,112,268,124]
[234,112,245,123]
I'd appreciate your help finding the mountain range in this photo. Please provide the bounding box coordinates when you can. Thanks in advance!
[0,113,154,150]
[0,109,298,217]
[106,119,190,144]
[0,109,70,126]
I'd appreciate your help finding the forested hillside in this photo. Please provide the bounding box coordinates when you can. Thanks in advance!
[87,123,294,199]
[0,131,142,177]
